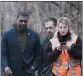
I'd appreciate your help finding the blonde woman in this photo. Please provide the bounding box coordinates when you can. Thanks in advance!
[44,17,82,76]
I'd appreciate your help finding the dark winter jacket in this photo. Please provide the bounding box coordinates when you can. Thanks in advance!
[44,32,82,63]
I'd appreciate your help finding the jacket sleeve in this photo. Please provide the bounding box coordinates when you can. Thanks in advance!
[32,33,42,70]
[1,32,8,70]
[68,36,82,60]
[44,41,61,63]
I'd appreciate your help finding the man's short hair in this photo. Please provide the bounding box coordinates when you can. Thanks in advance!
[17,10,29,18]
[44,17,57,27]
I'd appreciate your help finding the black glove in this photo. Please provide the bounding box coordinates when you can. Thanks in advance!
[67,44,76,53]
[54,47,62,55]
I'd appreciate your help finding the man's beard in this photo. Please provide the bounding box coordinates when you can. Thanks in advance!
[48,32,54,39]
[17,25,27,32]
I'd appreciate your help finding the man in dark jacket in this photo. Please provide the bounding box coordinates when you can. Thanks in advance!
[38,17,57,76]
[1,10,42,76]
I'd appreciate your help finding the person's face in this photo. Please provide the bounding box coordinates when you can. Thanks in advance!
[58,23,69,36]
[45,21,56,37]
[16,15,28,31]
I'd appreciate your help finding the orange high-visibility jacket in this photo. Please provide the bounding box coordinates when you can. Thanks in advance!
[50,34,81,76]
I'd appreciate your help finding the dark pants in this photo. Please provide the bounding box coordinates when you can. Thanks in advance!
[21,71,35,76]
[21,65,35,76]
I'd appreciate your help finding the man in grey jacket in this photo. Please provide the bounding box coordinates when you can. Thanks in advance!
[38,17,57,76]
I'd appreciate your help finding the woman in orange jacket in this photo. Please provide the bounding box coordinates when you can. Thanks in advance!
[44,17,82,76]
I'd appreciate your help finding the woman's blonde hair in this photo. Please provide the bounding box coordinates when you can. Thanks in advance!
[57,17,76,35]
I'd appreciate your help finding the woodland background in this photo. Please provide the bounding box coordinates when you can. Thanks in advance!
[0,1,82,40]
